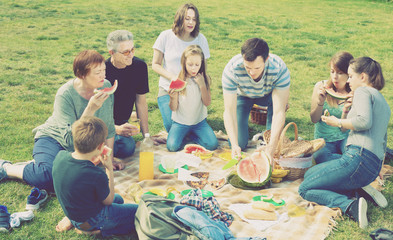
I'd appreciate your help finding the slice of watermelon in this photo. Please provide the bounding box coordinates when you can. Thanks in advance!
[102,146,112,157]
[325,87,350,100]
[169,79,187,92]
[94,80,118,95]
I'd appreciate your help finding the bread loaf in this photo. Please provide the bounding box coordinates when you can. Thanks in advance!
[251,201,275,212]
[244,208,277,221]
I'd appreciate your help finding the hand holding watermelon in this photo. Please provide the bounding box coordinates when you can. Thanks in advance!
[317,84,327,104]
[321,115,340,127]
[169,79,187,92]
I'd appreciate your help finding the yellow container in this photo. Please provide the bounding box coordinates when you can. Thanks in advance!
[139,152,154,181]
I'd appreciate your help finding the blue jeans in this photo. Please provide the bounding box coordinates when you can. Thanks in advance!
[23,137,65,192]
[167,119,218,152]
[71,194,138,237]
[172,205,266,240]
[157,94,172,132]
[298,145,383,212]
[313,139,347,164]
[236,94,273,150]
[114,135,135,159]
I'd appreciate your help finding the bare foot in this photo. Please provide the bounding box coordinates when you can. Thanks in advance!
[75,228,101,235]
[56,216,73,232]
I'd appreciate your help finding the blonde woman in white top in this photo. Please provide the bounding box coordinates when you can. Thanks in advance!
[166,45,217,152]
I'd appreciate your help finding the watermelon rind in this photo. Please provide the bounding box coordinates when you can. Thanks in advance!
[227,171,271,190]
[94,80,118,95]
[169,79,187,92]
[325,88,350,100]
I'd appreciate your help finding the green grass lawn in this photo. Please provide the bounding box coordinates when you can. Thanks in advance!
[1,0,393,239]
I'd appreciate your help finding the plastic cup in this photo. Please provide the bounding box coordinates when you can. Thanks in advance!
[162,156,176,174]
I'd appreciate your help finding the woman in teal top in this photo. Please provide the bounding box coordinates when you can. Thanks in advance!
[310,52,353,164]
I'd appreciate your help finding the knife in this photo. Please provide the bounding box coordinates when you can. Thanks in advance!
[222,158,238,170]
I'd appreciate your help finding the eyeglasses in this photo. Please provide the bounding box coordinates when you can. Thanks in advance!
[119,47,135,56]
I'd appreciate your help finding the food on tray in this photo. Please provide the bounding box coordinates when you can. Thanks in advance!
[244,208,277,221]
[94,80,118,95]
[237,151,272,187]
[169,79,187,92]
[325,87,351,100]
[191,171,209,180]
[209,178,226,190]
[184,144,213,159]
[252,201,276,212]
[186,179,208,189]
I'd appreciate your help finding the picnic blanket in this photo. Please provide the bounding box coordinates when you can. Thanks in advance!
[113,132,392,240]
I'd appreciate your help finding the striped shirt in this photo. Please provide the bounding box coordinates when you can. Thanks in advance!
[222,54,290,98]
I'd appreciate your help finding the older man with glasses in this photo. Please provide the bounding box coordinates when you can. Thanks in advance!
[105,30,152,159]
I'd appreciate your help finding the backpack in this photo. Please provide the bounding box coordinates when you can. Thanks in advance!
[135,194,199,240]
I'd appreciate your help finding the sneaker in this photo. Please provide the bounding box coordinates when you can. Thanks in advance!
[360,184,388,208]
[0,160,11,182]
[26,188,48,210]
[347,197,368,229]
[0,205,11,232]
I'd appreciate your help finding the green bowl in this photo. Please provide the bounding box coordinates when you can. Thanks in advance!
[180,189,214,198]
[252,195,285,206]
[159,164,188,174]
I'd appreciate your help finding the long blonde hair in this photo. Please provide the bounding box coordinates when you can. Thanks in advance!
[178,45,211,95]
[325,51,353,107]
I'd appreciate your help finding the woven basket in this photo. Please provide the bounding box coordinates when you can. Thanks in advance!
[250,105,267,125]
[275,122,313,180]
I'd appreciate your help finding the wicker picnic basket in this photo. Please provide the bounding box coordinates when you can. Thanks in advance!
[250,105,268,125]
[275,122,314,180]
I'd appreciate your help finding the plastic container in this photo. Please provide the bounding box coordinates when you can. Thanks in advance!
[139,133,155,181]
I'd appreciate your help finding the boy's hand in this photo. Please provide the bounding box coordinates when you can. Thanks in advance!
[100,153,113,170]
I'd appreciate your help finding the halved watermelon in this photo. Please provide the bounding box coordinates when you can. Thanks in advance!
[325,87,350,100]
[94,80,118,95]
[237,151,271,186]
[169,79,187,92]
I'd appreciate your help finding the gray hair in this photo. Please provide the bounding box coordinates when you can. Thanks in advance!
[106,30,133,52]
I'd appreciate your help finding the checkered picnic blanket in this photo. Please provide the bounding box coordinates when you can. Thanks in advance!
[113,133,380,240]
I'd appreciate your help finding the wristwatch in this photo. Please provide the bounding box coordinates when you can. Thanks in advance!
[337,119,342,128]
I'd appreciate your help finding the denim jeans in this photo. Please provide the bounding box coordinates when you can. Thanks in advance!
[113,135,136,159]
[299,145,383,212]
[172,205,266,240]
[167,119,218,152]
[236,94,273,150]
[23,136,65,192]
[157,94,173,132]
[313,139,347,164]
[71,194,138,237]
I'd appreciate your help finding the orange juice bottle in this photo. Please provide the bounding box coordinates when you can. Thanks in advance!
[139,133,154,181]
